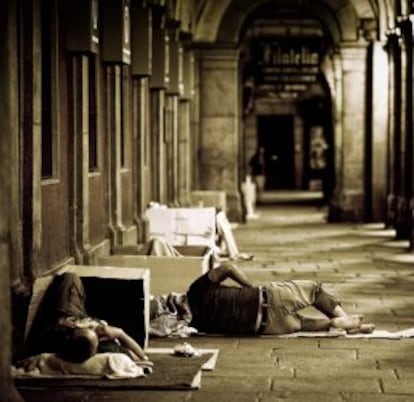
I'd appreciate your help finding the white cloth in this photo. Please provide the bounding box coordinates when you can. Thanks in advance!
[270,327,414,339]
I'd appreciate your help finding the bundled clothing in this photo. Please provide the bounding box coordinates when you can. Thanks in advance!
[149,292,196,338]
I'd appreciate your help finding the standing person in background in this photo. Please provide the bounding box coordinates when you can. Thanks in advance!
[310,127,330,206]
[249,146,266,203]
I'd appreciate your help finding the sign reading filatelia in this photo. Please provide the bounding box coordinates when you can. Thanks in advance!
[254,37,323,85]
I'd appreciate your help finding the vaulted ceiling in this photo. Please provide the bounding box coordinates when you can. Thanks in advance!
[173,0,398,44]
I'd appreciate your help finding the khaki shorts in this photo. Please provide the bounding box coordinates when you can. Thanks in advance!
[263,280,332,335]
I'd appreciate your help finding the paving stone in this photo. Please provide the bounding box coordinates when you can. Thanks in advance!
[188,391,261,402]
[268,377,381,393]
[277,355,378,371]
[295,367,396,380]
[261,391,343,402]
[382,379,414,394]
[201,376,272,391]
[343,393,414,402]
[208,366,293,378]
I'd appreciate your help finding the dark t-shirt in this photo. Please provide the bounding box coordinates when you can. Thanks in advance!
[187,273,260,334]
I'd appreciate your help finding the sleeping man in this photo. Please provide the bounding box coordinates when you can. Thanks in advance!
[21,272,151,366]
[186,262,375,336]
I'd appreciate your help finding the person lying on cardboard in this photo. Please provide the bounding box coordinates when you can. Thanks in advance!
[185,262,375,336]
[18,272,152,371]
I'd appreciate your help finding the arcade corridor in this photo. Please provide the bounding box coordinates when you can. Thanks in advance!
[18,202,414,401]
[2,0,414,400]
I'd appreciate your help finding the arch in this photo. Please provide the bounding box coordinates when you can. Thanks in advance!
[193,0,231,41]
[378,0,397,36]
[193,0,378,44]
[216,0,366,44]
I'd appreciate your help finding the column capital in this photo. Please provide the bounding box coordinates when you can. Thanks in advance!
[338,42,369,71]
[194,42,240,66]
[193,40,239,52]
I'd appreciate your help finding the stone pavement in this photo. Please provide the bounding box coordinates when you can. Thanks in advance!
[18,202,414,402]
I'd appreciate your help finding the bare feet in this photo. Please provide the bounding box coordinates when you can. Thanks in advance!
[331,314,363,330]
[346,323,375,335]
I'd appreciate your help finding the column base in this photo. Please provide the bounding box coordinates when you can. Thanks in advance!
[327,190,365,222]
[394,196,410,240]
[226,191,243,222]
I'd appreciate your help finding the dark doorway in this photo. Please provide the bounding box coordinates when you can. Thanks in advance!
[257,114,295,189]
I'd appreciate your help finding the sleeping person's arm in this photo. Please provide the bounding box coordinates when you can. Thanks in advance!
[207,262,254,287]
[96,325,151,363]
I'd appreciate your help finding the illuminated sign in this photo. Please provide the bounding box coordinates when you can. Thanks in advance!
[254,37,323,85]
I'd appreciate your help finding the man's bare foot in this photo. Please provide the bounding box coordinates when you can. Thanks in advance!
[331,314,363,330]
[346,323,375,334]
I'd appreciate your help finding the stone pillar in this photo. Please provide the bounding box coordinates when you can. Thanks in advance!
[332,53,344,196]
[395,20,411,239]
[165,94,179,205]
[177,46,194,205]
[190,52,201,192]
[197,46,242,221]
[21,0,42,280]
[0,0,25,399]
[69,56,91,263]
[149,5,168,204]
[406,17,414,249]
[371,41,389,222]
[150,89,167,203]
[178,99,191,204]
[385,31,399,227]
[132,76,150,242]
[105,65,126,245]
[329,42,369,221]
[131,2,151,241]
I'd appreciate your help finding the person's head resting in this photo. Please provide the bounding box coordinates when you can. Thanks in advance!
[58,328,99,363]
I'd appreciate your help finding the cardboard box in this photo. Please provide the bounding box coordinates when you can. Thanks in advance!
[25,265,150,348]
[99,245,212,295]
[189,191,227,212]
[145,207,216,247]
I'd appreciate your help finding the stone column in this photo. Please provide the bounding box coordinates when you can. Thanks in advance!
[69,56,91,263]
[190,53,201,192]
[0,0,25,399]
[371,41,389,222]
[407,17,414,249]
[329,42,369,221]
[395,20,411,239]
[20,0,42,280]
[197,46,242,221]
[385,31,399,227]
[149,89,167,203]
[149,5,168,204]
[331,53,344,197]
[131,2,151,240]
[105,65,126,245]
[178,99,191,204]
[132,76,150,242]
[165,94,179,205]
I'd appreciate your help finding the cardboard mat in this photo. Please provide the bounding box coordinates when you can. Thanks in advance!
[14,353,214,390]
